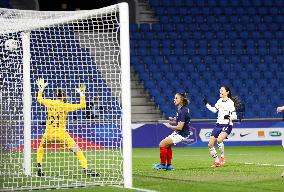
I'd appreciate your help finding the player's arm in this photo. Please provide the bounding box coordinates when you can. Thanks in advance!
[204,98,219,113]
[65,84,86,111]
[276,106,284,113]
[36,78,54,107]
[224,102,237,120]
[163,121,184,131]
[163,109,186,130]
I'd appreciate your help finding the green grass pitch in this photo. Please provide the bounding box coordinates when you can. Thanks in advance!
[2,146,284,192]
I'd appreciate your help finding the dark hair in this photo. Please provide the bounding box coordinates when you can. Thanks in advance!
[176,92,190,106]
[221,86,241,107]
[56,88,67,102]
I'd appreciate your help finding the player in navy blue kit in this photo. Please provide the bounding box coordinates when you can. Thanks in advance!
[153,92,190,171]
[203,86,240,167]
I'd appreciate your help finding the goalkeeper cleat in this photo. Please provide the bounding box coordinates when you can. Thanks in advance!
[165,164,174,171]
[36,163,45,176]
[211,162,221,168]
[153,163,166,170]
[220,156,225,165]
[37,169,45,177]
[83,169,100,177]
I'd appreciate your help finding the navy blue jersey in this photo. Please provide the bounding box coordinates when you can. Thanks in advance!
[175,106,190,137]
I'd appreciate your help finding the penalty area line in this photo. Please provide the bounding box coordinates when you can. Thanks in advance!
[243,162,284,167]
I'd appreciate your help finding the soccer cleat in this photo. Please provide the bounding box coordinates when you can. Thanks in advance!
[281,172,284,177]
[83,169,100,177]
[211,162,221,168]
[165,164,174,171]
[153,163,166,170]
[36,163,45,176]
[220,156,225,165]
[37,169,45,177]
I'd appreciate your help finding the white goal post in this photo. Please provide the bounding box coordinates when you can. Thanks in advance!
[0,3,131,190]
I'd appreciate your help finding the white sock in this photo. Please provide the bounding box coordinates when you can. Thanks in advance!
[209,147,219,162]
[218,142,224,157]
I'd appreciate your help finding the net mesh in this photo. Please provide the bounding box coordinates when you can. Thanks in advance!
[0,5,124,190]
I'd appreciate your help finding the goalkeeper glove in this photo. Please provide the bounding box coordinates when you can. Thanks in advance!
[224,115,230,119]
[76,84,86,96]
[36,78,48,90]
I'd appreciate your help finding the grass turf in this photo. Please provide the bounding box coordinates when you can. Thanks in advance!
[1,146,284,192]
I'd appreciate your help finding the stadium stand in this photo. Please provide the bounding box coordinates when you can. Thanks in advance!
[130,0,284,119]
[27,28,121,122]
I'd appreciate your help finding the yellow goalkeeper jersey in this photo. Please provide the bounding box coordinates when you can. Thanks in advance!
[37,89,86,132]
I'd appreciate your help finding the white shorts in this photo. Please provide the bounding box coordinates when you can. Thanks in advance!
[168,132,186,145]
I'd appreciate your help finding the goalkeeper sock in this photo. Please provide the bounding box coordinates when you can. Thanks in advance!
[37,143,44,164]
[217,142,225,157]
[160,147,167,165]
[209,147,219,162]
[77,150,88,169]
[167,146,172,165]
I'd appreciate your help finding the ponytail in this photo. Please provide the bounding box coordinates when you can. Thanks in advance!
[222,85,241,108]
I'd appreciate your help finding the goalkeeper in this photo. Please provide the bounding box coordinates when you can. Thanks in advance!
[36,78,99,177]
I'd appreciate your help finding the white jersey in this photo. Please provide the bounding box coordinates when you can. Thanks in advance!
[206,98,237,125]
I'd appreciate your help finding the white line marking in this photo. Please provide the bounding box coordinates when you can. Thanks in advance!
[113,185,157,192]
[243,162,284,167]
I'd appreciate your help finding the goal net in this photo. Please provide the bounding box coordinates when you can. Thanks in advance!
[0,3,131,191]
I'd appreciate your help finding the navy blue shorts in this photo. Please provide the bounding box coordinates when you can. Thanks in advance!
[211,124,233,138]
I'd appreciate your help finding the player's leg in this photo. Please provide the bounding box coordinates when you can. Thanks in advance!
[153,136,173,170]
[164,132,186,170]
[166,144,173,170]
[36,135,47,176]
[217,132,228,165]
[64,132,99,177]
[208,127,221,167]
[217,125,232,165]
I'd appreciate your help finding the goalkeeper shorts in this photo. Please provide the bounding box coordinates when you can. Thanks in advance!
[41,131,77,149]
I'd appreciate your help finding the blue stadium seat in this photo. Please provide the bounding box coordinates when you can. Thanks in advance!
[160,16,169,24]
[258,63,267,72]
[161,72,174,82]
[130,24,138,32]
[140,24,150,32]
[160,63,171,73]
[144,32,155,39]
[154,56,164,64]
[163,24,174,32]
[175,48,184,56]
[181,32,191,39]
[157,80,169,90]
[131,0,284,119]
[147,63,159,72]
[152,24,162,32]
[176,24,185,32]
[179,7,188,15]
[144,80,156,90]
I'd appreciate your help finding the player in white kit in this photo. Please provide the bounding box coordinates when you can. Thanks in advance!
[203,86,240,167]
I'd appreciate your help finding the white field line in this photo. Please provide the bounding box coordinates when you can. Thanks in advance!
[243,162,284,167]
[113,185,157,192]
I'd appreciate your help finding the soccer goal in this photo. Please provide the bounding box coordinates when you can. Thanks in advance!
[0,3,131,190]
